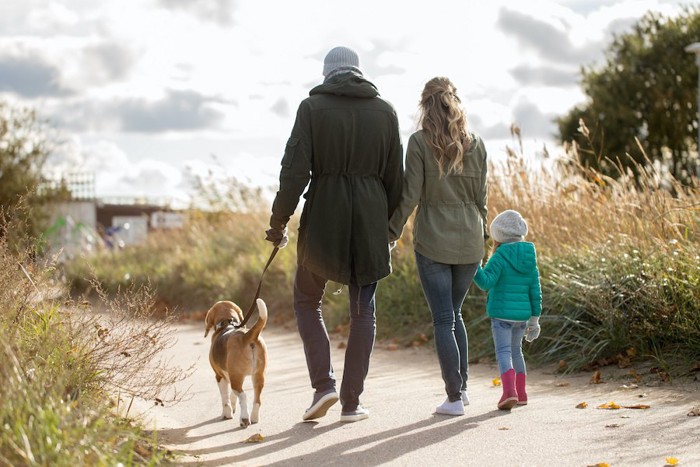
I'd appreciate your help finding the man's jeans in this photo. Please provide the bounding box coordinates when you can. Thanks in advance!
[294,265,377,411]
[415,251,478,402]
[491,318,527,375]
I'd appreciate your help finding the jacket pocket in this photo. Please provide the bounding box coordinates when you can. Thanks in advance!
[281,137,300,168]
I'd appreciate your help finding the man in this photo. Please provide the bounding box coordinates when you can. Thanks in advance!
[266,46,403,423]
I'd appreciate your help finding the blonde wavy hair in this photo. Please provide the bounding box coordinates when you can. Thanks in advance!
[419,77,473,177]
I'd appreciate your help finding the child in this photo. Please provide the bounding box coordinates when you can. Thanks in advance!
[473,210,542,410]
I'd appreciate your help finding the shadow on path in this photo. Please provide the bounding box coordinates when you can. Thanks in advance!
[174,409,509,466]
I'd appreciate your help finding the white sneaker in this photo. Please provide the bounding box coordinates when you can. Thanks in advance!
[461,389,470,406]
[436,398,464,416]
[340,405,369,423]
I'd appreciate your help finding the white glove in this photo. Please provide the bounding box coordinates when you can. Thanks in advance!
[265,227,288,249]
[525,316,541,342]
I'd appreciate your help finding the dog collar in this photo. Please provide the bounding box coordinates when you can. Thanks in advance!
[215,318,237,331]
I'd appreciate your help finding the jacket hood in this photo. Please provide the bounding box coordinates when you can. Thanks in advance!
[309,71,379,99]
[496,241,537,274]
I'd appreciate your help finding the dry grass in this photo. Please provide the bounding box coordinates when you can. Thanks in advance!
[0,209,188,465]
[63,129,700,373]
[491,133,698,257]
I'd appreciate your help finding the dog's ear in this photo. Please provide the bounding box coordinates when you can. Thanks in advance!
[232,305,244,325]
[204,307,213,337]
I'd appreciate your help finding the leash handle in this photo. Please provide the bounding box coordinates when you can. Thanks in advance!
[239,246,279,328]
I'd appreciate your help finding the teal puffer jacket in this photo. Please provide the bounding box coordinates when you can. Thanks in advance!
[473,241,542,321]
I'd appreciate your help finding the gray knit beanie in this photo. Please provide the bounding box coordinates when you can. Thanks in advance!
[490,210,528,243]
[323,46,360,77]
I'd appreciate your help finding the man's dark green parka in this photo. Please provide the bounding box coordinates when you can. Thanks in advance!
[270,71,403,286]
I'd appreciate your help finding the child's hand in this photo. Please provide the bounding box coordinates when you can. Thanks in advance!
[525,316,540,342]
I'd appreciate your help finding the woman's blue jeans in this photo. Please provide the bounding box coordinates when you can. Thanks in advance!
[491,318,527,375]
[415,251,478,402]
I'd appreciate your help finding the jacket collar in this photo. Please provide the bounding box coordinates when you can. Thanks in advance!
[309,71,379,99]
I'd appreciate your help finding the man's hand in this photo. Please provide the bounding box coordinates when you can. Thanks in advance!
[265,227,288,249]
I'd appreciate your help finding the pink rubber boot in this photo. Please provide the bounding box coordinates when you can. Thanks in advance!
[516,372,527,405]
[498,369,518,410]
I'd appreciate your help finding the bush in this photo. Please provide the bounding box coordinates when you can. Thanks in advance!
[0,212,186,465]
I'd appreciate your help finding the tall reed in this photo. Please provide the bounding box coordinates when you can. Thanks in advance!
[64,128,700,372]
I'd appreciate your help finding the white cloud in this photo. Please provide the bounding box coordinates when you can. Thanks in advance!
[27,2,80,31]
[1,0,692,204]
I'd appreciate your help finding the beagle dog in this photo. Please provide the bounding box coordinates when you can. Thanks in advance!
[204,298,268,427]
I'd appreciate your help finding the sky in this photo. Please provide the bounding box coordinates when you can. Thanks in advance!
[0,0,691,207]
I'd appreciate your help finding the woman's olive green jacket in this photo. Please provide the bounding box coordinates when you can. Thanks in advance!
[389,130,488,264]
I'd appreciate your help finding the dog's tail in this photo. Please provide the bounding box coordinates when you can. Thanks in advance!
[245,298,268,342]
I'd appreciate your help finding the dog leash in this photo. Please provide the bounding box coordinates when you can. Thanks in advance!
[237,246,279,328]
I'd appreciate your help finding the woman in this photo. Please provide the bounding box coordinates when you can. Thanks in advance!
[389,77,488,416]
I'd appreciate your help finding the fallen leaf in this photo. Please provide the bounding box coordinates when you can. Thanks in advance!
[558,360,568,372]
[628,369,642,383]
[623,404,650,409]
[590,370,604,384]
[576,402,588,409]
[498,426,510,430]
[133,441,152,457]
[587,463,610,467]
[617,354,631,368]
[649,367,670,381]
[492,377,502,387]
[555,382,571,387]
[620,415,631,419]
[687,406,700,417]
[605,423,621,428]
[597,401,620,410]
[619,383,638,389]
[243,433,264,443]
[665,457,679,465]
[385,343,399,351]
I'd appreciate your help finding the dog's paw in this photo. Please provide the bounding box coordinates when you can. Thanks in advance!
[240,418,251,428]
[222,405,234,419]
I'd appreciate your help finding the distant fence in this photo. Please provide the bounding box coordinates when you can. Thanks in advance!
[41,172,95,200]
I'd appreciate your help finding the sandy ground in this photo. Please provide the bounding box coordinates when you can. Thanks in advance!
[127,321,700,467]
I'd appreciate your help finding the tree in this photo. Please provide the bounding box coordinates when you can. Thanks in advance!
[557,6,700,184]
[0,100,56,248]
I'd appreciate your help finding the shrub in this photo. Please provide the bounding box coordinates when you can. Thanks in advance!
[0,211,186,465]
